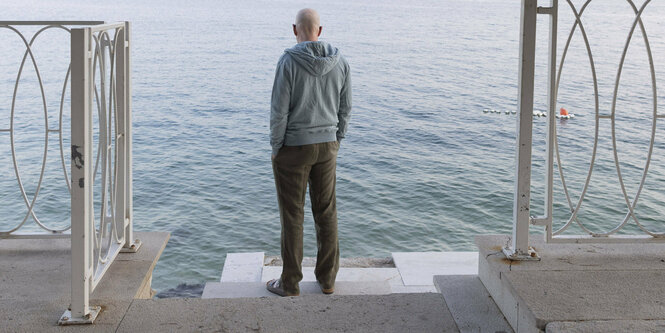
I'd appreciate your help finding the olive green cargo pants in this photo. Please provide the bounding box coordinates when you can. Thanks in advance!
[272,141,340,295]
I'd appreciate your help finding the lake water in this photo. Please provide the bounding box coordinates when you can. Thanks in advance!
[1,0,664,293]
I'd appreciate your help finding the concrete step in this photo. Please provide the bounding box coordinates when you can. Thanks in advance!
[220,252,264,282]
[476,235,665,333]
[262,266,439,294]
[119,293,461,332]
[202,280,392,299]
[392,252,478,285]
[434,275,513,333]
[546,320,665,332]
[261,266,402,283]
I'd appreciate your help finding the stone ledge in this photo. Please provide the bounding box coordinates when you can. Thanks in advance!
[117,294,459,333]
[477,235,665,332]
[0,231,169,331]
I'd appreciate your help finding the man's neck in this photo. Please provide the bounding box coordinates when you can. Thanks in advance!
[297,36,318,43]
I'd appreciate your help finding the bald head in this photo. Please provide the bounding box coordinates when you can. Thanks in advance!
[293,8,322,43]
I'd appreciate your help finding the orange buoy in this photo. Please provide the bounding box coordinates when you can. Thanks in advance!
[560,107,569,116]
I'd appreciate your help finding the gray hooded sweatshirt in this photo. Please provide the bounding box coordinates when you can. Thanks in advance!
[270,41,352,156]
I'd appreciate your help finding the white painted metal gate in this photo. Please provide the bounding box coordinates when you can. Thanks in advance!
[505,0,664,260]
[0,21,140,324]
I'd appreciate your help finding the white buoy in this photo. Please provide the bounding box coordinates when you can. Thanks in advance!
[483,108,489,113]
[542,112,547,117]
[511,110,516,114]
[570,114,575,118]
[504,110,510,114]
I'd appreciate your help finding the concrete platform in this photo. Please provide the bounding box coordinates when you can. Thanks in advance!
[546,320,665,332]
[202,280,392,298]
[392,252,478,285]
[0,231,169,332]
[434,275,513,333]
[209,252,477,298]
[116,293,460,333]
[476,235,665,332]
[261,266,403,285]
[220,252,265,282]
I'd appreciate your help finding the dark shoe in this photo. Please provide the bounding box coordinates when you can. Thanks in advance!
[266,279,299,297]
[318,282,334,295]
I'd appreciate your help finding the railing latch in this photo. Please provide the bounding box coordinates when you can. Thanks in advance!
[537,6,554,15]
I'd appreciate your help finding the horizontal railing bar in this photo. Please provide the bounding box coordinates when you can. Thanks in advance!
[47,129,60,133]
[0,21,105,26]
[551,235,665,243]
[656,114,665,118]
[0,129,10,132]
[598,115,613,119]
[89,22,124,32]
[530,217,549,226]
[537,6,555,15]
[0,232,71,239]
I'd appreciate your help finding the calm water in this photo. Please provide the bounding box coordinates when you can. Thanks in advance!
[1,0,665,293]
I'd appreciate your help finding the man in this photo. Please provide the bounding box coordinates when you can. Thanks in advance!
[268,8,352,297]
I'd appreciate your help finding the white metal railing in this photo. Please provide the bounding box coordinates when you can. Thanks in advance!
[0,21,140,324]
[504,0,664,260]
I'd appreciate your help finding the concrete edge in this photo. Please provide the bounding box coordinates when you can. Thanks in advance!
[477,240,543,332]
[132,232,170,299]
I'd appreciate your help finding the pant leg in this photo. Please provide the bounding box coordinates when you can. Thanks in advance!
[272,145,315,294]
[308,141,340,289]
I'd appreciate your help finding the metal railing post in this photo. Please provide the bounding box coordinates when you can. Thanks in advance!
[60,26,101,325]
[115,21,127,248]
[544,1,558,242]
[118,21,141,253]
[504,0,540,260]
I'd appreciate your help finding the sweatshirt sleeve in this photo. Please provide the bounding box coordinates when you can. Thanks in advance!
[337,62,352,142]
[270,56,291,156]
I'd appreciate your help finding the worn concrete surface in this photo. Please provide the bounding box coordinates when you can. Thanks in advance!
[220,252,265,282]
[476,235,665,332]
[392,252,478,285]
[265,256,395,268]
[546,320,665,333]
[434,275,513,333]
[202,281,392,298]
[117,294,460,333]
[216,252,472,298]
[0,231,169,332]
[261,266,403,285]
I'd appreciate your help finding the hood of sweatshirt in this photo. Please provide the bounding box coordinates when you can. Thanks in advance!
[284,41,340,77]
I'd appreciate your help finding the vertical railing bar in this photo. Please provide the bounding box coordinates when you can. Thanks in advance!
[115,25,128,245]
[120,21,141,252]
[504,0,540,260]
[545,0,558,242]
[61,26,101,325]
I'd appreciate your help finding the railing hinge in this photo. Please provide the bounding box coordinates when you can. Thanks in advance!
[537,6,554,15]
[125,41,129,48]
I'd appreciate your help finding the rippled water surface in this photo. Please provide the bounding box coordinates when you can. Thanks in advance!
[2,0,665,292]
